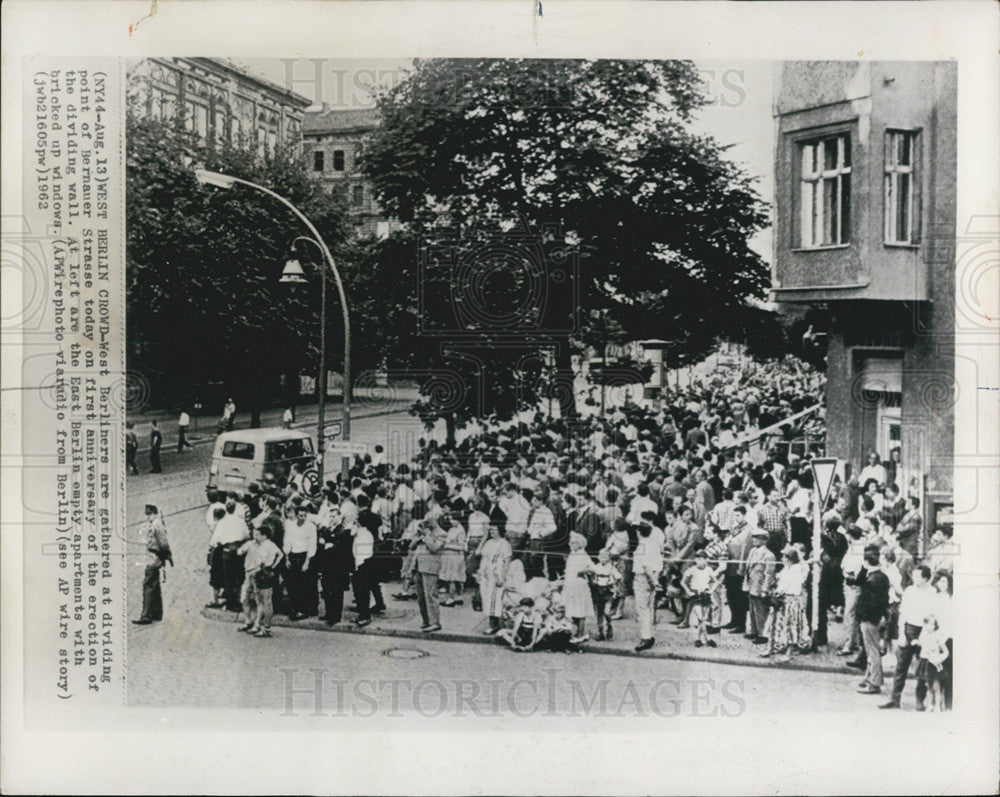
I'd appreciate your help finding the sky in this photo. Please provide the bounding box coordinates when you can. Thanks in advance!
[235,57,775,263]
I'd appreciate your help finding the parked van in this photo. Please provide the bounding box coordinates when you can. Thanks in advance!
[206,428,315,495]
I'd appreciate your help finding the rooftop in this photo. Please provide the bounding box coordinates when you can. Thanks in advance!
[303,106,381,135]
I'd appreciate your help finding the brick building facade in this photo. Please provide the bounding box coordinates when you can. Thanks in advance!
[772,61,957,545]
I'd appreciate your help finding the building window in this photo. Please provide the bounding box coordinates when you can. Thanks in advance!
[798,133,851,248]
[333,150,345,171]
[885,130,918,244]
[213,109,228,145]
[194,105,209,141]
[313,150,325,172]
[352,184,364,207]
[149,87,165,120]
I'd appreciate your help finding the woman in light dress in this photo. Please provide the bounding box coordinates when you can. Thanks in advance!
[762,546,811,661]
[563,532,596,643]
[477,523,513,636]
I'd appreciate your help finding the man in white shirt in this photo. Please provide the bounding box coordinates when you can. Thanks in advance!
[351,517,376,627]
[523,489,556,579]
[210,499,250,612]
[858,451,887,488]
[205,491,226,535]
[411,471,432,504]
[283,506,318,620]
[626,482,658,525]
[177,410,194,451]
[880,565,936,710]
[499,484,531,555]
[633,520,666,652]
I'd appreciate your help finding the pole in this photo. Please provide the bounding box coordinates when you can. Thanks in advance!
[221,178,351,480]
[811,486,822,646]
[317,243,327,482]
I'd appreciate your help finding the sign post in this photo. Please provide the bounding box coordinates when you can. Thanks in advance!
[809,457,839,646]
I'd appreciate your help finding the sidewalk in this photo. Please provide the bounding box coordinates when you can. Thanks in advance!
[202,584,872,675]
[130,399,414,454]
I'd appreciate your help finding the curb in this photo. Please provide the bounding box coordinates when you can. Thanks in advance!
[200,607,852,675]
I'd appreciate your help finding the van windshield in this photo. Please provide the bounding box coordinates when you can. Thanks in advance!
[265,437,313,462]
[221,441,255,460]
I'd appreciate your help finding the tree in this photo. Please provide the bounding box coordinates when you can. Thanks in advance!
[126,104,352,424]
[363,58,769,430]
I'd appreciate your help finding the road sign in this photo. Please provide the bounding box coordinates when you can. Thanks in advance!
[810,457,839,506]
[326,440,368,455]
[325,421,343,439]
[301,467,321,497]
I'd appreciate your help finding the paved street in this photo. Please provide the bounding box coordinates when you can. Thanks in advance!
[126,408,899,715]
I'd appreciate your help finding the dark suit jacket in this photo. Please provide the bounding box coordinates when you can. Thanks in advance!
[574,504,610,554]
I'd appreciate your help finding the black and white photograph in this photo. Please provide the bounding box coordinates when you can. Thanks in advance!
[123,56,958,714]
[2,2,998,794]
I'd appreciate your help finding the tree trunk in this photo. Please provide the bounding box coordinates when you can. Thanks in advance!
[445,414,457,448]
[555,342,578,419]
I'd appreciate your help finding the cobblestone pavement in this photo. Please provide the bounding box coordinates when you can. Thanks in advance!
[126,409,913,713]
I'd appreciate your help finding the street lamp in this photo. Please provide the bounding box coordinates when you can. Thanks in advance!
[194,169,351,482]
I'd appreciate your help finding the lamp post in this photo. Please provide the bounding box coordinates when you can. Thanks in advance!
[194,169,351,482]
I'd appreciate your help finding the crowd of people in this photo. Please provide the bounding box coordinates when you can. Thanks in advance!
[175,355,953,711]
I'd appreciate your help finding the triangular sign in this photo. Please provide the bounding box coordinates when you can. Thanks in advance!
[811,458,839,506]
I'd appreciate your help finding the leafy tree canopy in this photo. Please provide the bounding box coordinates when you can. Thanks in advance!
[363,59,770,425]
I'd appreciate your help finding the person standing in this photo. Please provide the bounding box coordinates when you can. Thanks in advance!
[350,515,376,627]
[224,397,237,431]
[477,523,513,636]
[743,529,776,644]
[236,526,283,638]
[838,525,868,657]
[757,489,790,559]
[564,532,596,643]
[283,506,317,621]
[723,507,752,634]
[210,498,250,611]
[880,564,936,710]
[411,519,446,632]
[815,517,848,647]
[856,546,891,695]
[149,420,163,474]
[318,513,354,626]
[894,496,922,557]
[125,421,139,475]
[177,409,194,452]
[133,504,173,624]
[524,489,556,580]
[761,546,810,661]
[283,407,294,429]
[633,519,665,652]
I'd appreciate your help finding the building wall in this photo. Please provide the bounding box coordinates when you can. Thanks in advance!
[774,61,956,539]
[302,108,398,239]
[128,58,309,156]
[773,62,954,304]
